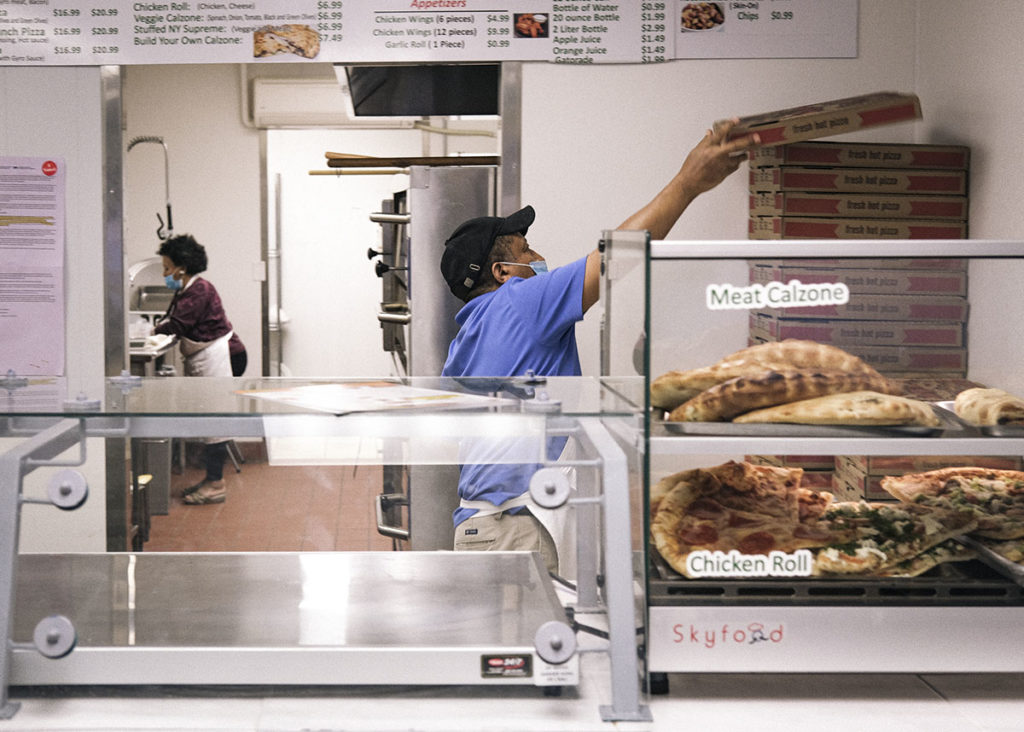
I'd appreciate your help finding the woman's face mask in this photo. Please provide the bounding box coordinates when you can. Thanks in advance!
[164,274,182,290]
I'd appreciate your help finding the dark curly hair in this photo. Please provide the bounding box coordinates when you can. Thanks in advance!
[157,234,208,275]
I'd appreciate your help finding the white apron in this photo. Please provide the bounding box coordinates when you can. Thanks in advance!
[181,331,232,377]
[458,440,578,580]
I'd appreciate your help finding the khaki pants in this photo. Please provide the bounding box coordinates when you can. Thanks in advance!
[454,511,558,575]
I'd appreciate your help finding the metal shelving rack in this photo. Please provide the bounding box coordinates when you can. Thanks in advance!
[599,233,1024,676]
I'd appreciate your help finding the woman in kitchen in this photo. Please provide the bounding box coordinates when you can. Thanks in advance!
[154,233,247,505]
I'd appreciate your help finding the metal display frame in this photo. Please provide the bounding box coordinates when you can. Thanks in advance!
[0,376,650,723]
[599,234,1024,678]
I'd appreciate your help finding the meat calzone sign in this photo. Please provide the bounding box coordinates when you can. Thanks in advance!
[706,280,850,310]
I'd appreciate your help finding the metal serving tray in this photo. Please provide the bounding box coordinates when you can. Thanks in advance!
[655,403,965,438]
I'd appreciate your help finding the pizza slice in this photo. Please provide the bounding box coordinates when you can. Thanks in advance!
[976,537,1024,563]
[875,539,977,577]
[690,460,805,522]
[732,390,940,426]
[651,481,844,577]
[651,339,885,410]
[650,461,846,577]
[812,501,978,576]
[880,467,1024,539]
[668,368,898,422]
[953,387,1024,426]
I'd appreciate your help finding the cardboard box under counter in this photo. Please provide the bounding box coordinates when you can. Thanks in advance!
[722,91,922,146]
[748,312,965,347]
[749,167,968,195]
[749,191,969,220]
[748,141,970,170]
[748,216,968,240]
[749,264,968,296]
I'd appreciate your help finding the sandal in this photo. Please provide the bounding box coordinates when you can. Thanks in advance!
[182,479,222,498]
[182,487,226,505]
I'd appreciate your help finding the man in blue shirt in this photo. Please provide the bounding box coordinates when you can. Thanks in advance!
[439,119,759,572]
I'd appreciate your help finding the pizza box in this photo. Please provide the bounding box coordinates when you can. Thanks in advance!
[830,472,867,502]
[833,344,968,373]
[891,377,987,402]
[748,312,965,347]
[746,257,967,272]
[798,470,835,490]
[752,294,969,322]
[746,337,967,374]
[836,454,1023,476]
[748,141,970,170]
[721,92,922,147]
[745,454,836,471]
[749,167,968,195]
[749,265,967,296]
[832,468,891,501]
[748,191,969,220]
[748,216,968,240]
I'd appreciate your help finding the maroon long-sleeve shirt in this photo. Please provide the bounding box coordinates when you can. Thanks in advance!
[154,277,244,356]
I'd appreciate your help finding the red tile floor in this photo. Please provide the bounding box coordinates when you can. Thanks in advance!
[144,440,395,552]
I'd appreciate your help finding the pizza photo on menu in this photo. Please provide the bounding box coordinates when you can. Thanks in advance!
[253,25,321,59]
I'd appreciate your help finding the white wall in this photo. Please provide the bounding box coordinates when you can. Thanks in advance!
[1,67,108,551]
[913,0,1024,391]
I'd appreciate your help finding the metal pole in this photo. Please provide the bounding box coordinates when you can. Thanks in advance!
[578,418,651,723]
[1,419,85,718]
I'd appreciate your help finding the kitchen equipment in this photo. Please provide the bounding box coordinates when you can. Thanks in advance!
[126,135,174,241]
[368,165,498,550]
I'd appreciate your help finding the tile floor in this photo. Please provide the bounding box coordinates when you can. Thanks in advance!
[144,440,394,553]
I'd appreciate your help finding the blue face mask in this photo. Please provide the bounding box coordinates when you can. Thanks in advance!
[499,260,548,276]
[165,274,182,290]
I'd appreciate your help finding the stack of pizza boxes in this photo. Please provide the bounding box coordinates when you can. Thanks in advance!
[747,139,972,379]
[745,139,974,497]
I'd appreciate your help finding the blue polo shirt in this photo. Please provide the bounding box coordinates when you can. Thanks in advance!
[442,255,588,526]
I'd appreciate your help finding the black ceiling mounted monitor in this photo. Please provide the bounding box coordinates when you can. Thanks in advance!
[340,64,501,117]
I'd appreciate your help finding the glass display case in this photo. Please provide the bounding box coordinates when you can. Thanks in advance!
[599,232,1024,679]
[0,374,649,722]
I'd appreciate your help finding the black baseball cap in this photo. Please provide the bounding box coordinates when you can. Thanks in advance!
[440,205,535,301]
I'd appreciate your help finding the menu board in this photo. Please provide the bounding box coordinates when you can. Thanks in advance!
[0,0,856,66]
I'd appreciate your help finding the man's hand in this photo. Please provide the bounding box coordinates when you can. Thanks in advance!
[678,118,761,196]
[617,118,760,241]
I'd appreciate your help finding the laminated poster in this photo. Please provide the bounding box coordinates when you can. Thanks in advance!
[0,156,66,377]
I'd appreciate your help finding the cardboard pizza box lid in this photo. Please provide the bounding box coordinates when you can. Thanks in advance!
[721,91,922,146]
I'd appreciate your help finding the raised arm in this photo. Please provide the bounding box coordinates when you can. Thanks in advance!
[581,119,759,312]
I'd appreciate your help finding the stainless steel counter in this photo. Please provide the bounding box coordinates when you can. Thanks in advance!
[12,551,576,687]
